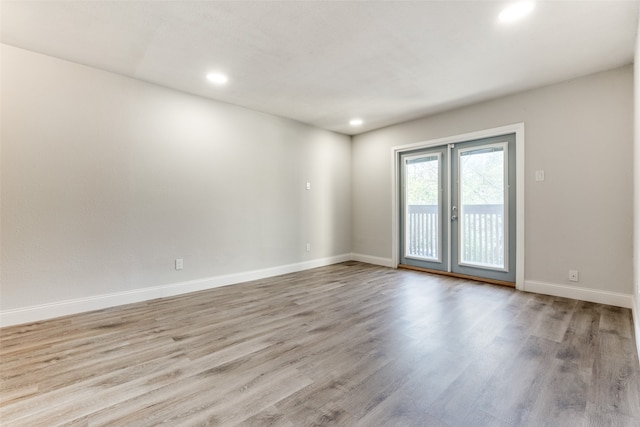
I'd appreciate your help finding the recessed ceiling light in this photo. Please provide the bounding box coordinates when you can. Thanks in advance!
[498,1,535,23]
[206,72,228,85]
[350,118,363,126]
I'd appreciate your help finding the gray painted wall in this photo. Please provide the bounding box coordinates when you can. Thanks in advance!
[1,43,635,316]
[1,44,352,311]
[352,65,633,295]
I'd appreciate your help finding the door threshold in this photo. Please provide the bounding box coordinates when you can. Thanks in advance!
[398,264,515,288]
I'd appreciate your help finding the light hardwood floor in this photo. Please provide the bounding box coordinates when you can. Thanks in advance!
[1,262,639,426]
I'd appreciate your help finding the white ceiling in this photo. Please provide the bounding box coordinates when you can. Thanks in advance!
[2,1,638,135]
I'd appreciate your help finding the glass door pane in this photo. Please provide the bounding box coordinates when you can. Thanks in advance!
[458,144,507,270]
[405,154,441,261]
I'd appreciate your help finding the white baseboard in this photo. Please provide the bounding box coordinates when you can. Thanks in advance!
[350,253,395,268]
[633,297,640,364]
[523,280,634,309]
[0,254,352,327]
[5,257,633,331]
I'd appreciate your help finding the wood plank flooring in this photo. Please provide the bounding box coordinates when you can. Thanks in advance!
[1,262,639,426]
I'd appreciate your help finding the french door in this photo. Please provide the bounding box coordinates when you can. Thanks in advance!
[399,134,516,283]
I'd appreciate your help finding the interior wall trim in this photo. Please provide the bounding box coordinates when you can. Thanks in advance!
[350,253,395,268]
[3,257,636,335]
[0,253,352,327]
[523,280,634,309]
[633,298,640,365]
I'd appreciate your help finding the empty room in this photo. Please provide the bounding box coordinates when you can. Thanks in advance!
[2,1,640,426]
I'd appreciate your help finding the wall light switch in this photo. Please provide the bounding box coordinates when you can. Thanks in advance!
[175,258,184,270]
[535,170,545,182]
[306,182,311,190]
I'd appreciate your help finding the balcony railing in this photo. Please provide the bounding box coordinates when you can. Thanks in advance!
[406,204,504,267]
[406,205,439,259]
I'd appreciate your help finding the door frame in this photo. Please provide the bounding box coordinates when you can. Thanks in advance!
[391,123,525,290]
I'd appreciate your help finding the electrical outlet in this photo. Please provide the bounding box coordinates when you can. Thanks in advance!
[569,270,578,282]
[306,243,311,252]
[175,258,184,270]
